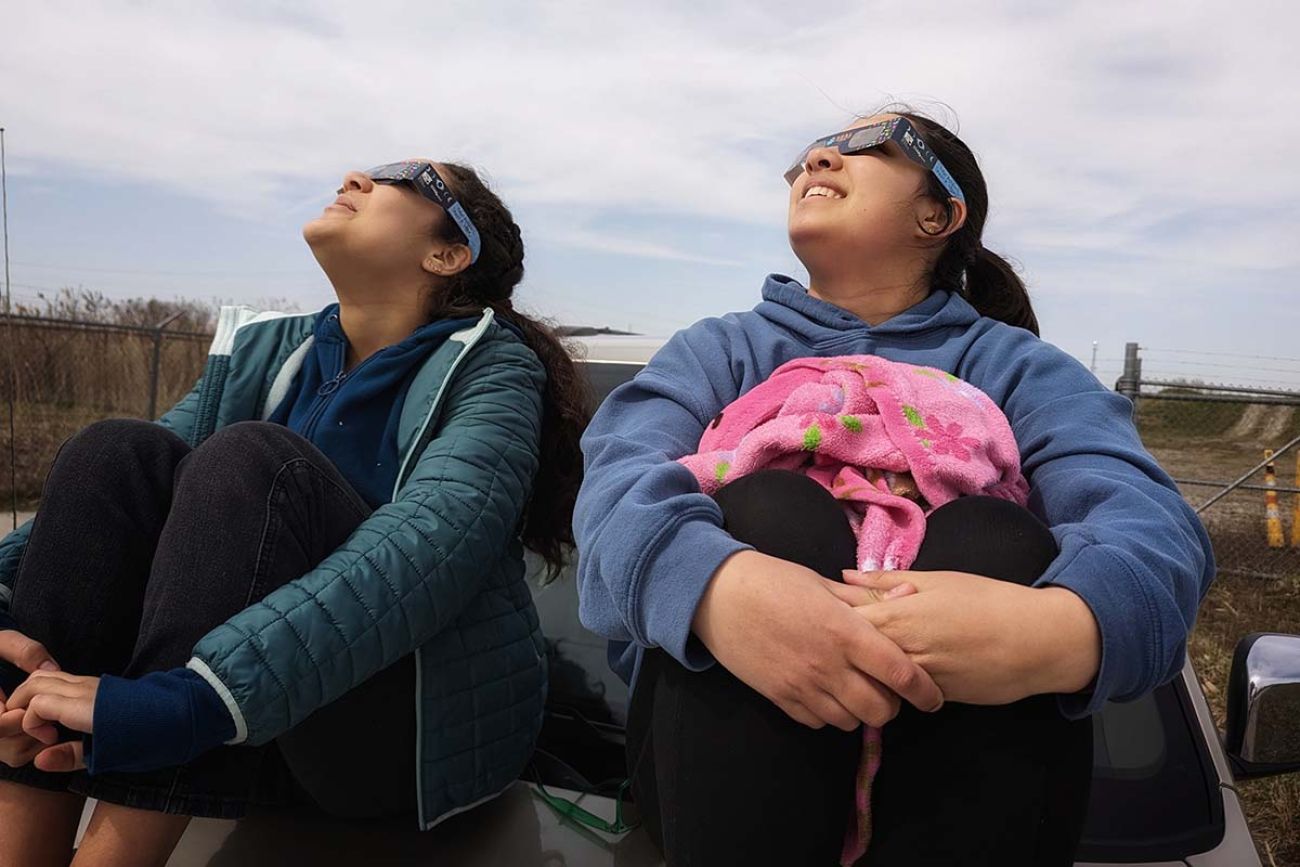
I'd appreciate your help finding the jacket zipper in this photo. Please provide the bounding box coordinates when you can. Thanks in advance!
[399,309,495,830]
[299,317,381,440]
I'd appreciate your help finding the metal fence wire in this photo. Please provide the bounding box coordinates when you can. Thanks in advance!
[1120,343,1300,580]
[0,313,211,504]
[2,324,1299,580]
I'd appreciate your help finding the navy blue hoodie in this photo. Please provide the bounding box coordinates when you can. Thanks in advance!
[574,275,1215,718]
[267,303,480,506]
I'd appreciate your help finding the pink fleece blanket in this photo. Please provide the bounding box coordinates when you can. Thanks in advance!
[678,355,1029,864]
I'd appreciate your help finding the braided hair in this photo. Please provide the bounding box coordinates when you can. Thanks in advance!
[428,163,591,580]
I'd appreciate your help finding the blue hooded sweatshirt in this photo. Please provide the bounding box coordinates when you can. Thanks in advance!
[573,274,1215,718]
[81,303,479,774]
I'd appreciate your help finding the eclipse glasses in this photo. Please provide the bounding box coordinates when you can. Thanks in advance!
[784,117,965,202]
[365,162,482,263]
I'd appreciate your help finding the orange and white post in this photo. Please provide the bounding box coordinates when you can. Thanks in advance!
[1292,453,1300,548]
[1264,449,1284,548]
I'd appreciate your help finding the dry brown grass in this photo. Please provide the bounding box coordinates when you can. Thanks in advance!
[1137,394,1300,862]
[1191,572,1300,866]
[0,320,209,503]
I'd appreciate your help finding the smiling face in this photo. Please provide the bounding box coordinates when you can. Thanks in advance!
[787,113,956,278]
[303,162,466,285]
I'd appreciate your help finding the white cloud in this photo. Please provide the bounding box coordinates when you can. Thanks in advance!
[2,0,1298,329]
[535,225,746,267]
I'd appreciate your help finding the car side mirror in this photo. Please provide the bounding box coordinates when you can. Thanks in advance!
[1224,632,1300,779]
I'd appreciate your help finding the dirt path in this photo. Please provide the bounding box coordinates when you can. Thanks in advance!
[1224,404,1296,440]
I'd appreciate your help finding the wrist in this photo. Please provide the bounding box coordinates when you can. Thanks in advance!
[1028,587,1102,695]
[691,549,762,650]
[86,669,234,775]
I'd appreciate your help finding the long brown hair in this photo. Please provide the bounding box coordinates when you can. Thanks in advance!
[428,162,591,580]
[889,109,1041,336]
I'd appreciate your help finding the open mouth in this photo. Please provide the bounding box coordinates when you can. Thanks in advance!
[802,184,844,200]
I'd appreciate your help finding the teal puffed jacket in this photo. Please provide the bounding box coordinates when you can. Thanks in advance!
[0,305,549,829]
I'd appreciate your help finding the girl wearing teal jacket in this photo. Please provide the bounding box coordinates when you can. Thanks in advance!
[0,161,587,866]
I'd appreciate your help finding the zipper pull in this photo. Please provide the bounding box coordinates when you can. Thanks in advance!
[318,372,346,396]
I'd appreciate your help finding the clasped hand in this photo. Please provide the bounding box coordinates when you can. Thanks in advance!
[692,553,1101,731]
[0,630,97,772]
[691,550,940,733]
[841,569,1100,705]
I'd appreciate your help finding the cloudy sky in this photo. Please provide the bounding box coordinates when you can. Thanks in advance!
[2,0,1298,389]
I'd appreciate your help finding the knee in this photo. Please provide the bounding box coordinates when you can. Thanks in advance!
[713,470,857,580]
[714,469,838,518]
[177,422,301,491]
[56,418,187,472]
[195,421,299,463]
[66,418,169,451]
[915,497,1058,585]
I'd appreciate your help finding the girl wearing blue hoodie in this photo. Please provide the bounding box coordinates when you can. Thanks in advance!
[574,111,1214,866]
[0,162,588,867]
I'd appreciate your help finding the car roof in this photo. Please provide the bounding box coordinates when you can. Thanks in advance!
[567,334,665,365]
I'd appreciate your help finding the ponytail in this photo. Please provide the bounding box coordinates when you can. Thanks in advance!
[965,247,1039,336]
[893,110,1041,336]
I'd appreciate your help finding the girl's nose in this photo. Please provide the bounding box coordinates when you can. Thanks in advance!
[804,145,844,175]
[338,170,373,194]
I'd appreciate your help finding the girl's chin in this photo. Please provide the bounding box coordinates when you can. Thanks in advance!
[790,216,887,249]
[787,218,844,251]
[302,216,344,243]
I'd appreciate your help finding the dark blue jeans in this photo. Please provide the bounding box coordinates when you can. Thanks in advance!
[0,419,417,819]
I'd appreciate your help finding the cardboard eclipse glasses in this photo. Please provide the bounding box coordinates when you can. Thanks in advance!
[364,162,482,264]
[784,117,965,202]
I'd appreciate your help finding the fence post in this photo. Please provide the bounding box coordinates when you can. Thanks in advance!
[147,312,183,420]
[1117,342,1142,398]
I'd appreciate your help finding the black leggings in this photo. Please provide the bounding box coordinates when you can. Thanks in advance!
[0,419,416,819]
[627,469,1094,866]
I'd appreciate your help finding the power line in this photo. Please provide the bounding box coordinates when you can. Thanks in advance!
[1143,372,1300,388]
[1138,358,1300,376]
[1143,346,1300,365]
[7,280,82,293]
[12,259,316,278]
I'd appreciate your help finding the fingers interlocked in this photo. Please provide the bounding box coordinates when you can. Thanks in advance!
[8,670,96,743]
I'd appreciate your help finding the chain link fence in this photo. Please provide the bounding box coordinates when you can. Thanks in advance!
[1121,343,1300,579]
[4,324,1299,581]
[0,313,212,506]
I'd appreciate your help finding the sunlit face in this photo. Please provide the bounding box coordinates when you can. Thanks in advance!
[302,161,455,275]
[787,114,940,264]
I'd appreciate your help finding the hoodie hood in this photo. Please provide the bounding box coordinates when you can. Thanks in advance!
[754,274,981,347]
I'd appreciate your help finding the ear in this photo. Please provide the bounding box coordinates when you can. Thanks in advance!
[421,242,473,278]
[915,196,968,241]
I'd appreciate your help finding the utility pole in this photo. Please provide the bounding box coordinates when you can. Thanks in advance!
[1090,341,1098,374]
